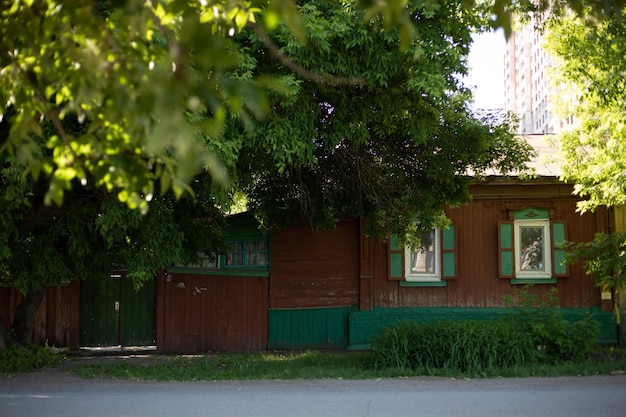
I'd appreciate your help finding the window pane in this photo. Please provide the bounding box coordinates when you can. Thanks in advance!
[519,226,545,271]
[227,252,243,266]
[226,240,269,267]
[409,230,435,274]
[257,252,267,265]
[173,252,218,269]
[200,257,217,268]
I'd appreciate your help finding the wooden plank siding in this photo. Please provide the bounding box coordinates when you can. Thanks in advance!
[371,183,608,310]
[0,281,80,349]
[268,307,352,349]
[157,272,268,352]
[269,219,361,309]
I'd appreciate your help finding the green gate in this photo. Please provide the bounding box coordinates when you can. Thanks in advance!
[80,272,156,347]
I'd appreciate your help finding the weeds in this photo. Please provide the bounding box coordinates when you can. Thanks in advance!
[0,344,63,374]
[71,351,374,381]
[67,347,626,381]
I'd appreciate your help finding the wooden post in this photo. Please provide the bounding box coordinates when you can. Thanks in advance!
[359,220,374,311]
[69,280,81,350]
[612,206,626,345]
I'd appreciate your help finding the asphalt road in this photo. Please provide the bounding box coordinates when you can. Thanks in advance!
[1,367,625,417]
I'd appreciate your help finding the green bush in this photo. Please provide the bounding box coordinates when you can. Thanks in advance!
[0,344,63,374]
[505,287,600,362]
[370,291,600,374]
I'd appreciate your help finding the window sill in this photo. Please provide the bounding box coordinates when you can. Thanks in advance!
[400,280,447,287]
[510,278,557,285]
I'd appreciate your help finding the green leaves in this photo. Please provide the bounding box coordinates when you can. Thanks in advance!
[3,0,618,216]
[0,0,256,211]
[229,1,531,238]
[562,231,626,324]
[563,232,626,294]
[544,10,626,212]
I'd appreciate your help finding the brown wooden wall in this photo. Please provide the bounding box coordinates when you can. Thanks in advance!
[0,281,80,349]
[157,272,268,352]
[369,182,609,310]
[269,219,360,309]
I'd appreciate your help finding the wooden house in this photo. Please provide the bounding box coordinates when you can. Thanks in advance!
[1,135,621,351]
[157,135,618,351]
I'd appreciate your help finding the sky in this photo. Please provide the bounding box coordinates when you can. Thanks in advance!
[465,30,507,110]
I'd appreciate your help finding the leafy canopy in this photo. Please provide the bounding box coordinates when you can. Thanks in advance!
[0,0,535,294]
[543,6,626,212]
[223,0,533,240]
[1,0,285,213]
[1,108,228,292]
[562,232,626,324]
[2,0,617,215]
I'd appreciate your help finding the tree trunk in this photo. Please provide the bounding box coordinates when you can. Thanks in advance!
[11,288,44,345]
[0,315,15,352]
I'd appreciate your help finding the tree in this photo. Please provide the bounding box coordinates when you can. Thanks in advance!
[226,0,533,239]
[4,0,617,351]
[0,110,228,351]
[543,7,626,212]
[542,7,626,342]
[2,0,619,215]
[562,232,626,328]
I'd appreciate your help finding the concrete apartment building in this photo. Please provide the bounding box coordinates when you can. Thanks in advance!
[503,18,574,134]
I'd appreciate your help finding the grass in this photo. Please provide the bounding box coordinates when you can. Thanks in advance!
[0,344,64,374]
[68,346,626,381]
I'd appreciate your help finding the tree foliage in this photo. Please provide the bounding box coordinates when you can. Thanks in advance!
[1,0,285,212]
[227,0,532,239]
[2,0,615,215]
[543,7,626,212]
[2,0,620,350]
[562,232,626,324]
[563,233,626,295]
[0,109,228,347]
[1,115,227,294]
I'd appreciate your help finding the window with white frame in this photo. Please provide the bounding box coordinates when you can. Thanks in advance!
[498,207,569,281]
[405,229,441,281]
[388,226,456,282]
[515,219,551,278]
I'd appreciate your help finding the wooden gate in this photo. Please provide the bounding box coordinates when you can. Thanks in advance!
[158,273,268,352]
[80,271,156,347]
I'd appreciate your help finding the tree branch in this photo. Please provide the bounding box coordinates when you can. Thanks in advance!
[249,22,368,87]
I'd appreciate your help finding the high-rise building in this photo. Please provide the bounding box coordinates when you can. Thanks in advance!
[503,18,574,134]
[504,18,552,134]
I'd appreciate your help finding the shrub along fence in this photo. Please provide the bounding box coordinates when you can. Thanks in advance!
[370,291,600,374]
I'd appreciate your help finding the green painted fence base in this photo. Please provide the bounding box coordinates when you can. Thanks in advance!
[268,307,353,350]
[348,307,619,350]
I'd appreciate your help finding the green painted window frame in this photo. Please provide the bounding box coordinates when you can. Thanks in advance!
[388,225,456,283]
[388,235,404,280]
[169,239,271,276]
[225,239,270,268]
[498,207,568,281]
